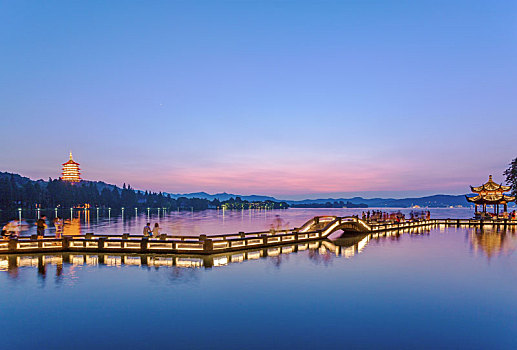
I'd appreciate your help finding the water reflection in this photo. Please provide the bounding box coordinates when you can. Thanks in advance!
[1,207,476,237]
[0,225,436,278]
[469,224,517,259]
[62,216,83,236]
[0,240,354,279]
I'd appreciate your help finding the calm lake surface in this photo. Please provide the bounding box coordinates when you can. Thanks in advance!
[1,207,478,236]
[1,208,516,349]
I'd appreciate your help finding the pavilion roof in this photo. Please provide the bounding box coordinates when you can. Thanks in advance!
[465,194,515,204]
[470,175,511,193]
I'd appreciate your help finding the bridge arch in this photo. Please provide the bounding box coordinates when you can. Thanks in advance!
[297,216,372,239]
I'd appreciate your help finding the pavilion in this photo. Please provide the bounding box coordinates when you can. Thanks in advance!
[466,175,515,217]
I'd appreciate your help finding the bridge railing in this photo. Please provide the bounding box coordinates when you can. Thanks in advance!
[2,216,516,255]
[0,226,326,254]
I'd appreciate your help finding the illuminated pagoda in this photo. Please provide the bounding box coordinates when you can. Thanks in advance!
[61,152,82,183]
[466,175,514,217]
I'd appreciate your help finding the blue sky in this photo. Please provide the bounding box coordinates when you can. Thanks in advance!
[1,1,516,199]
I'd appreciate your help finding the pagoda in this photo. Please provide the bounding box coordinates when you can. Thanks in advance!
[61,152,82,183]
[466,175,514,217]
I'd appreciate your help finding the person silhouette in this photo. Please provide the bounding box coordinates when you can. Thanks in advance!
[143,223,152,237]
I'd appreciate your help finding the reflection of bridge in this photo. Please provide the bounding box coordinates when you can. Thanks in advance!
[0,240,354,272]
[0,229,407,272]
[0,216,515,256]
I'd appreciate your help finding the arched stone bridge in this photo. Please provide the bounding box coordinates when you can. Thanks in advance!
[297,216,372,237]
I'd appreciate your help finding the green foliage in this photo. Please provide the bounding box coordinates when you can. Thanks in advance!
[504,157,517,197]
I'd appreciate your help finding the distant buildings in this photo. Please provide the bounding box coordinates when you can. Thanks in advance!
[61,152,81,182]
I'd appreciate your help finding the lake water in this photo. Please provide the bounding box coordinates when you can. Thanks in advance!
[1,208,517,349]
[2,207,475,237]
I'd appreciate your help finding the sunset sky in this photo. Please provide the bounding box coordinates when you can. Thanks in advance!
[1,1,516,199]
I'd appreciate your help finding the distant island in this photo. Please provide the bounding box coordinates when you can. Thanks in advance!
[291,201,368,209]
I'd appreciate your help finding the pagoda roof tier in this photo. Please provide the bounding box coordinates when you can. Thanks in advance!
[62,152,80,166]
[466,194,515,204]
[470,175,511,193]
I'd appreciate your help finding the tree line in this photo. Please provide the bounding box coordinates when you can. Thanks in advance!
[0,175,289,210]
[504,157,517,197]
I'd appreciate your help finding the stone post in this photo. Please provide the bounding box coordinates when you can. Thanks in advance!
[141,237,148,252]
[98,237,106,251]
[261,234,268,246]
[62,236,70,251]
[203,239,213,253]
[8,238,17,253]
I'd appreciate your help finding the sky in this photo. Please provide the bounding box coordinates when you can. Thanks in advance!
[1,0,516,200]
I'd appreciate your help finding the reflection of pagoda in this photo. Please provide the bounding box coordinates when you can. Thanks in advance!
[470,227,517,259]
[61,152,81,182]
[466,175,514,217]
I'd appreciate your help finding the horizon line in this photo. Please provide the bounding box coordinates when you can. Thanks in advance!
[0,169,477,200]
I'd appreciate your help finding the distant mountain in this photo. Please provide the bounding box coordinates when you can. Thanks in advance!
[288,194,471,208]
[164,192,474,208]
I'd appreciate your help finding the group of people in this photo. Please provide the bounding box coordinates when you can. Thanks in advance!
[361,210,431,223]
[269,215,288,232]
[484,210,517,220]
[2,217,164,240]
[35,216,64,238]
[143,222,161,237]
[1,220,24,239]
[1,216,64,240]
